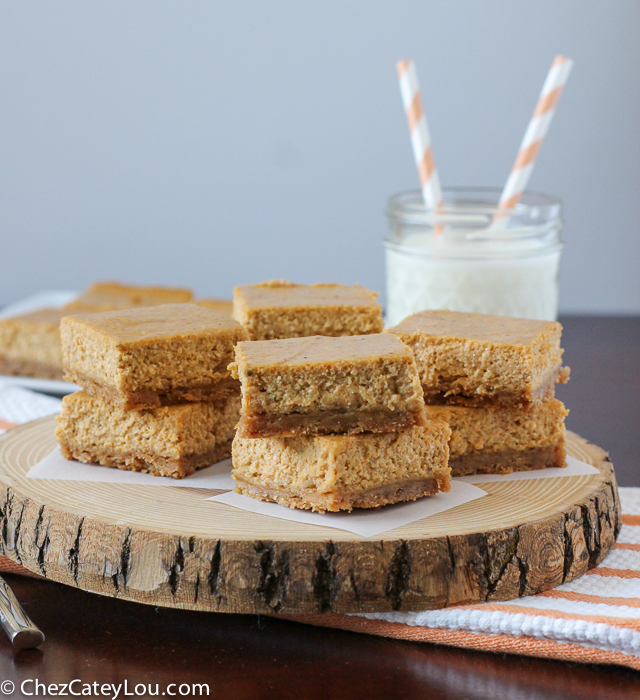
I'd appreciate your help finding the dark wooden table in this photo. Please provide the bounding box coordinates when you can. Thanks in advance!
[1,315,639,699]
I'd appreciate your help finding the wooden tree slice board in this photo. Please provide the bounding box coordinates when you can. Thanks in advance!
[0,417,621,614]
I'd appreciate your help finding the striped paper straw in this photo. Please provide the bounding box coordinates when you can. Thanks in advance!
[396,60,444,221]
[493,55,573,226]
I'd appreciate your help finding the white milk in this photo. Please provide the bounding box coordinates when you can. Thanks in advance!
[384,189,564,326]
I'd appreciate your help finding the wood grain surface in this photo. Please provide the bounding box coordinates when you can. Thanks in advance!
[0,416,621,614]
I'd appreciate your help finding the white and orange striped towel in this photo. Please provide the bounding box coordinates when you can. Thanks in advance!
[0,382,61,433]
[293,493,640,670]
[1,384,639,669]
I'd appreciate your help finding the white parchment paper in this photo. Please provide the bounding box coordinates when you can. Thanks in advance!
[455,455,598,483]
[27,446,235,490]
[208,482,487,537]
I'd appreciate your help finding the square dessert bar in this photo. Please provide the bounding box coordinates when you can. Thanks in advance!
[0,308,66,379]
[425,399,568,477]
[233,280,384,340]
[64,281,193,313]
[230,334,427,437]
[232,423,451,512]
[56,391,240,478]
[61,304,248,410]
[387,310,569,407]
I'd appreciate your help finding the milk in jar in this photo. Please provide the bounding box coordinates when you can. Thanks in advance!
[384,188,563,327]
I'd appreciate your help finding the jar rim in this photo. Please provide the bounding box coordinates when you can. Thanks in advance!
[386,186,562,225]
[384,186,563,256]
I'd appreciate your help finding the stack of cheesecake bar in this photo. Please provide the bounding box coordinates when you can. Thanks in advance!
[227,280,452,512]
[55,304,247,478]
[386,310,570,477]
[229,333,452,513]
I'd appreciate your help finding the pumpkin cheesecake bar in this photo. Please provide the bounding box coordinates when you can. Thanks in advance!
[425,399,568,477]
[57,391,239,478]
[63,281,193,313]
[0,308,67,379]
[232,423,451,512]
[61,304,248,410]
[230,334,427,437]
[386,310,569,407]
[233,280,384,340]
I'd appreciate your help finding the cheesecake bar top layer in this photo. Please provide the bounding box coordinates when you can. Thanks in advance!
[230,334,427,436]
[236,332,408,367]
[64,281,193,312]
[235,280,381,310]
[56,391,239,478]
[61,304,247,407]
[232,422,451,512]
[389,309,562,346]
[61,303,239,344]
[387,309,568,406]
[233,280,384,340]
[0,308,66,376]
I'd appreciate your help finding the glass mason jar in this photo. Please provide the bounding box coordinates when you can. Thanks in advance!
[384,187,564,327]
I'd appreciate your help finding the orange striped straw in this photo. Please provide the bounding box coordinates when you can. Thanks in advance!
[493,55,573,226]
[396,60,444,230]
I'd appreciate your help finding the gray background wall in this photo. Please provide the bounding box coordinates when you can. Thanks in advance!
[1,1,638,313]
